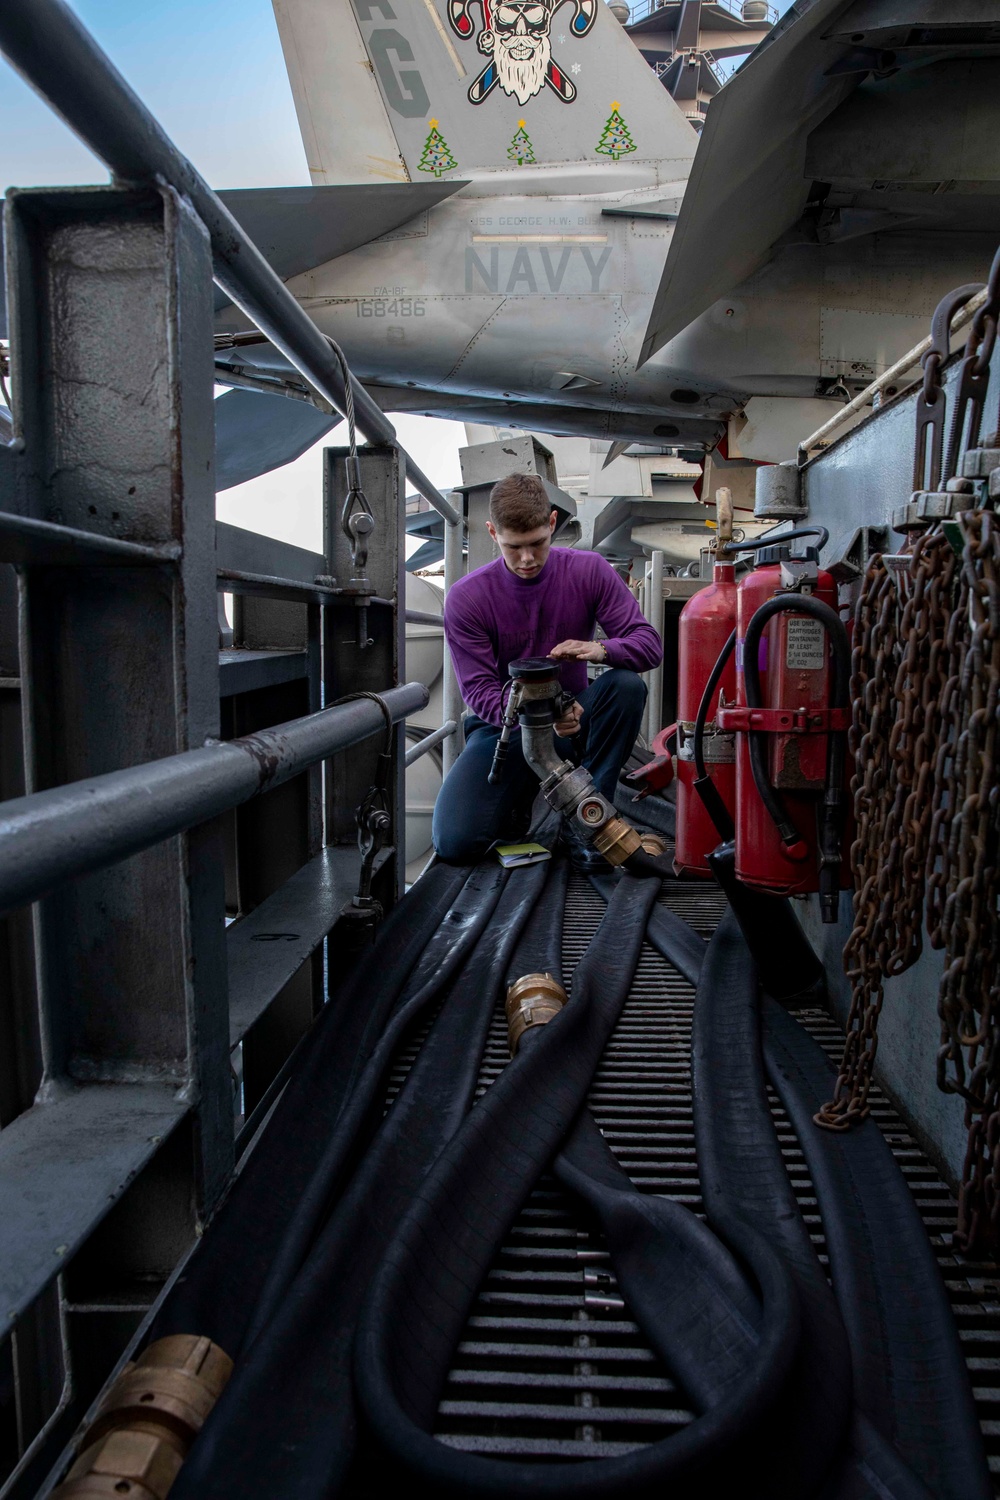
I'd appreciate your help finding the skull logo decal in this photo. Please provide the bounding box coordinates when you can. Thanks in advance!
[448,1,597,106]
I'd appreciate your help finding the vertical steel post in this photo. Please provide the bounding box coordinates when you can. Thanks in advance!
[464,482,497,575]
[228,593,321,1114]
[6,186,231,1211]
[323,443,406,898]
[639,561,651,742]
[442,507,465,777]
[647,549,665,739]
[0,563,39,1128]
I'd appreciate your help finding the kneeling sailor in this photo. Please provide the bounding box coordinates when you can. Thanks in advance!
[433,473,663,865]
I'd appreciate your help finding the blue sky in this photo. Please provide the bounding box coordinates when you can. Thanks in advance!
[1,0,310,191]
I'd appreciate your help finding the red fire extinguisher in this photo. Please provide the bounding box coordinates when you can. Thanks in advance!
[675,542,737,878]
[715,527,851,922]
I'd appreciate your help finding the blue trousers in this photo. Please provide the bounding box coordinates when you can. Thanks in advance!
[433,668,647,864]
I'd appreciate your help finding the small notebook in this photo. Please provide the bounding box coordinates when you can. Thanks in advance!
[493,841,553,869]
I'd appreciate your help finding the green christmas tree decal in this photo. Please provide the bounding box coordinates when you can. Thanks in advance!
[595,102,636,161]
[418,119,458,177]
[507,120,536,167]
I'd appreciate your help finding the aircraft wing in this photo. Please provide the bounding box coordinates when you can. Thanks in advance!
[213,181,466,309]
[215,183,465,281]
[638,0,856,364]
[214,388,338,491]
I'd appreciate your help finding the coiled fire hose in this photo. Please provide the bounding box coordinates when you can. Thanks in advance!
[117,843,986,1499]
[604,875,986,1500]
[355,874,801,1499]
[165,839,563,1498]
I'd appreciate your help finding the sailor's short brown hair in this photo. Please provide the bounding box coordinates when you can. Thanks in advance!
[489,473,553,535]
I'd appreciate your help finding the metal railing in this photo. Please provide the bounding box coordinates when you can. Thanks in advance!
[627,0,778,27]
[404,719,458,769]
[0,5,467,1487]
[0,0,460,529]
[0,684,426,918]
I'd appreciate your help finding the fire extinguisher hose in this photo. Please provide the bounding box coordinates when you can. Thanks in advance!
[692,629,737,841]
[742,594,851,916]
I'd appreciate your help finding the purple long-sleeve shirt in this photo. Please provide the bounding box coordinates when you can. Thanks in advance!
[444,547,662,727]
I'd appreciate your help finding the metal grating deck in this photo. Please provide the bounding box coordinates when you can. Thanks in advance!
[398,874,1000,1489]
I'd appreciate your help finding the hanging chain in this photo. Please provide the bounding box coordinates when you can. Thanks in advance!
[814,537,949,1128]
[929,512,1000,1249]
[814,560,902,1128]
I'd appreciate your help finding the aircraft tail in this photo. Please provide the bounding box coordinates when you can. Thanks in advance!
[272,0,696,186]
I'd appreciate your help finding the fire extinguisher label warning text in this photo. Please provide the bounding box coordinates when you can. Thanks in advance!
[785,618,826,671]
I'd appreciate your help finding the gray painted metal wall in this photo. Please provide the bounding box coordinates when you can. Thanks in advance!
[795,348,1000,1188]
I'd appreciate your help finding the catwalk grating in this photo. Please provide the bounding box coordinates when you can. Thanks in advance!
[387,874,1000,1486]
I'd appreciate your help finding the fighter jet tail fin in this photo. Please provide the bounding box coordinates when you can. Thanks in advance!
[273,0,696,186]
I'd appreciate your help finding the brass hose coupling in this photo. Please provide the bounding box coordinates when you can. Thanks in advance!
[589,814,643,866]
[506,972,568,1055]
[52,1334,232,1499]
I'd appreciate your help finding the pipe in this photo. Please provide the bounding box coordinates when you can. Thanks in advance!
[721,525,830,558]
[404,720,456,768]
[441,512,465,776]
[520,721,568,783]
[0,682,427,916]
[355,876,802,1497]
[0,0,459,527]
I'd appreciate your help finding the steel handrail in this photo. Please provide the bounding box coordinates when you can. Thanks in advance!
[0,682,428,917]
[404,720,457,768]
[0,0,461,528]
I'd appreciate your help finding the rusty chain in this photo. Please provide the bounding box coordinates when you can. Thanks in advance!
[814,258,1000,1257]
[929,512,1000,1249]
[815,530,956,1128]
[814,503,1000,1250]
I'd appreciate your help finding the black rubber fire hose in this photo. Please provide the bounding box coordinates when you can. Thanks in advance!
[356,876,803,1499]
[237,857,515,1353]
[741,593,851,922]
[533,873,785,1423]
[692,627,736,842]
[707,841,826,1003]
[545,926,786,1430]
[151,857,474,1351]
[632,898,958,1500]
[587,870,705,987]
[170,853,563,1500]
[763,999,991,1500]
[693,909,854,1496]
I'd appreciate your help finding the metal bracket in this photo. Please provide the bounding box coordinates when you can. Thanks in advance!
[717,705,851,734]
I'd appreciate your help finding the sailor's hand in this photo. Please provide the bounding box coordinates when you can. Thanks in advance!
[549,639,607,663]
[554,702,584,737]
